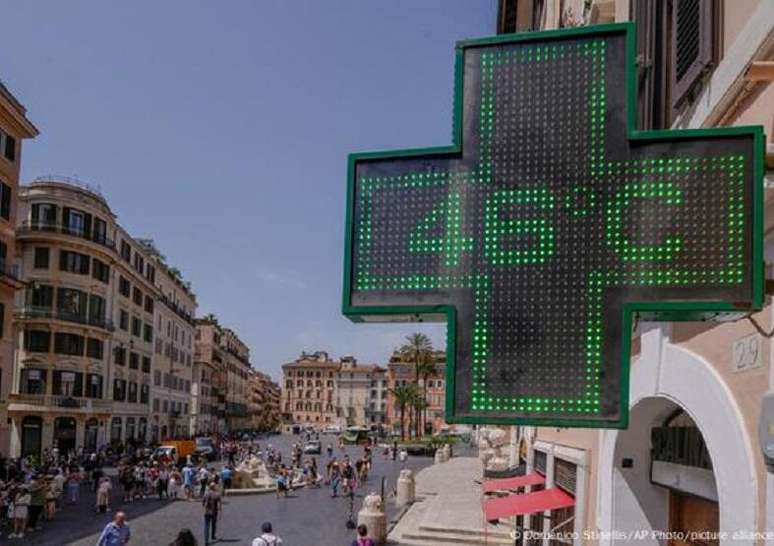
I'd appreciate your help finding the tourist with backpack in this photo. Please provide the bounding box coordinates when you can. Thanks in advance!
[351,524,375,546]
[252,521,282,546]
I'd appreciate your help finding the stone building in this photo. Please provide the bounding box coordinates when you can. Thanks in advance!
[0,82,37,454]
[385,350,446,436]
[490,1,774,542]
[248,368,281,431]
[223,327,251,431]
[139,239,196,441]
[335,356,387,428]
[7,177,194,456]
[193,317,225,434]
[280,351,339,429]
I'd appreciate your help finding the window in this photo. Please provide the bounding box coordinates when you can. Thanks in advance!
[153,398,160,412]
[31,203,57,228]
[154,370,161,386]
[142,356,151,373]
[119,276,131,297]
[57,288,87,320]
[34,247,49,269]
[144,295,154,314]
[87,338,104,359]
[143,324,153,343]
[140,384,150,404]
[92,259,110,284]
[119,310,129,331]
[146,264,156,283]
[0,182,10,221]
[93,217,108,245]
[129,352,139,370]
[133,253,144,275]
[128,382,138,403]
[62,207,90,237]
[29,284,53,308]
[59,250,90,275]
[132,287,143,306]
[24,330,50,353]
[54,333,84,356]
[113,379,127,401]
[114,346,126,366]
[132,317,141,337]
[163,400,169,413]
[633,0,721,129]
[21,369,47,394]
[120,240,131,262]
[53,371,83,397]
[88,294,106,325]
[86,374,103,398]
[0,129,16,163]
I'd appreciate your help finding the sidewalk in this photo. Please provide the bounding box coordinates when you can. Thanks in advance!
[388,457,514,545]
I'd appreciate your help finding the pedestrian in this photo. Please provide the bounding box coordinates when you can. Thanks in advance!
[330,462,341,498]
[96,476,112,513]
[202,482,221,546]
[252,521,283,546]
[169,469,181,499]
[158,465,170,500]
[197,465,209,498]
[182,463,195,500]
[351,524,375,546]
[220,465,233,491]
[326,444,333,458]
[27,475,45,531]
[97,511,131,546]
[10,486,30,539]
[169,528,198,546]
[67,472,81,503]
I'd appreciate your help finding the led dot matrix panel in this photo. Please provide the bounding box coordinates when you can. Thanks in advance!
[342,24,764,429]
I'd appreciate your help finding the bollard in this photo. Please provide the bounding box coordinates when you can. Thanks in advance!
[396,469,415,508]
[358,492,387,545]
[434,448,445,464]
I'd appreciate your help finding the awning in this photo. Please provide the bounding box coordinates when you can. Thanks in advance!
[483,487,575,521]
[482,472,546,494]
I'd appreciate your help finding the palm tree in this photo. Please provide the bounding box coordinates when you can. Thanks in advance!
[399,333,434,437]
[389,384,418,441]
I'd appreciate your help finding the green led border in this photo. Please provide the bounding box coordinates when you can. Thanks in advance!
[341,22,765,429]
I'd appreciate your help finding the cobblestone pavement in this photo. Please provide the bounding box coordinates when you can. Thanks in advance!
[16,435,459,546]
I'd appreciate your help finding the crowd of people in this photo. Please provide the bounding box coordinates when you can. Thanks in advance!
[0,430,388,545]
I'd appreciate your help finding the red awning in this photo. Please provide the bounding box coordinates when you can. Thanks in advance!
[482,472,546,494]
[483,488,575,521]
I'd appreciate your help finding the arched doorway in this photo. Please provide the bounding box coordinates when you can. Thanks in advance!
[54,417,77,454]
[597,328,758,543]
[84,418,99,452]
[21,416,42,458]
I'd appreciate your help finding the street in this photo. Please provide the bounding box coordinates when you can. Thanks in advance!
[23,434,441,546]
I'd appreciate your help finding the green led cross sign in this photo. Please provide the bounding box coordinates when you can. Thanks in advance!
[342,23,764,428]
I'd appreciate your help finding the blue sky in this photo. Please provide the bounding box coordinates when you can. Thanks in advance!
[1,1,496,380]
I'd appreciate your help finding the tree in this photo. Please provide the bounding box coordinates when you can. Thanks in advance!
[389,384,418,441]
[399,333,434,437]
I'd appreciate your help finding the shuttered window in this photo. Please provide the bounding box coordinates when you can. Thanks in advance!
[534,449,547,474]
[554,458,577,494]
[670,0,719,109]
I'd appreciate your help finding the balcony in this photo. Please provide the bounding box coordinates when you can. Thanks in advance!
[158,293,195,325]
[8,393,112,412]
[18,221,116,251]
[16,306,115,332]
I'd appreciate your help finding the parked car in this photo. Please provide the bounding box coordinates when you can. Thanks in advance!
[322,425,342,435]
[303,440,322,454]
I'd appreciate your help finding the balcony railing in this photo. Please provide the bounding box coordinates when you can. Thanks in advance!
[8,393,112,411]
[158,293,195,325]
[18,221,116,250]
[16,306,115,331]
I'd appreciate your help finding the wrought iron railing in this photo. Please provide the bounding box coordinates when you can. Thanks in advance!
[16,306,115,331]
[18,221,116,250]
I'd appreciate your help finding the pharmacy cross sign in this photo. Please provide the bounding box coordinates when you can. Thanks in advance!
[342,23,764,428]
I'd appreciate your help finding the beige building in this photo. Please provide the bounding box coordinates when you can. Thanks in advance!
[281,351,339,429]
[248,368,281,432]
[0,82,37,455]
[8,178,193,456]
[193,317,225,434]
[139,239,196,441]
[335,356,387,428]
[492,1,774,543]
[223,327,251,431]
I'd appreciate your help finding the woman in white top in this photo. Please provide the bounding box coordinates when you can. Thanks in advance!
[10,487,30,539]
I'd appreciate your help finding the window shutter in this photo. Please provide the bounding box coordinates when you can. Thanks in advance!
[4,135,15,162]
[0,183,11,220]
[670,0,717,109]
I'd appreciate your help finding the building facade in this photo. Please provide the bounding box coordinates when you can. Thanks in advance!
[494,1,774,543]
[7,178,194,457]
[0,82,37,455]
[335,356,387,428]
[248,368,281,432]
[223,327,251,431]
[140,239,196,441]
[194,318,226,434]
[281,351,339,429]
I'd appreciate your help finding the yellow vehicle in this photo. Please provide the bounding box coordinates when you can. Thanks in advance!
[154,439,196,464]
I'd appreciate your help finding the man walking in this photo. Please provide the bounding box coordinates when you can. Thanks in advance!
[96,511,131,546]
[202,482,221,546]
[252,522,282,546]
